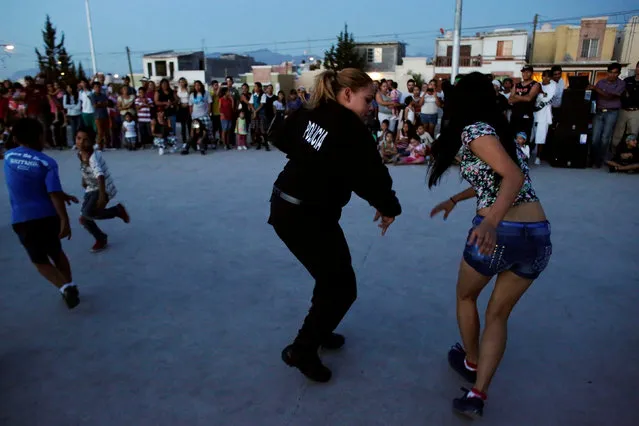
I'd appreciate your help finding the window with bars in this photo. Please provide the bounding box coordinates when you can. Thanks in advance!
[496,40,513,57]
[581,39,599,59]
[366,47,383,63]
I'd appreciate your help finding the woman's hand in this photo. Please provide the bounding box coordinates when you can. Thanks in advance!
[467,220,497,256]
[373,210,395,236]
[430,198,456,220]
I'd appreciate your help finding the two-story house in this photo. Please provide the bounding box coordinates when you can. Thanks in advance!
[531,17,625,84]
[353,41,406,80]
[434,29,528,82]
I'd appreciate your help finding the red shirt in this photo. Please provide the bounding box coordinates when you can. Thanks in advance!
[24,86,46,117]
[220,97,234,119]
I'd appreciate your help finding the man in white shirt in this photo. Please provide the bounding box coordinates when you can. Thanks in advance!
[79,79,96,132]
[399,79,416,104]
[550,65,565,117]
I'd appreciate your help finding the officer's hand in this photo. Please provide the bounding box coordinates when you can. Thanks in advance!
[374,210,395,236]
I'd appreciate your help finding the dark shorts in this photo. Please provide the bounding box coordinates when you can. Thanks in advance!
[12,216,62,264]
[420,113,438,125]
[463,215,552,279]
[221,119,233,131]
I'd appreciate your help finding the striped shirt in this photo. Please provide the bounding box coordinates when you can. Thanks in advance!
[135,97,153,122]
[82,150,117,199]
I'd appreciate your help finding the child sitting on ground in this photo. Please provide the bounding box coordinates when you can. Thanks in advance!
[416,124,434,156]
[396,121,414,156]
[376,119,390,143]
[515,132,530,162]
[396,139,427,165]
[607,134,639,173]
[379,132,398,163]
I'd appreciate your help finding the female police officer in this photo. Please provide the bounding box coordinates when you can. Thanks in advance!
[268,68,402,383]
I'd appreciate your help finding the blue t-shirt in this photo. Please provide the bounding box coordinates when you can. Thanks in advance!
[90,92,109,119]
[4,146,62,224]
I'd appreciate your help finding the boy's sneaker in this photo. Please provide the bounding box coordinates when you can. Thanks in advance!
[453,387,484,419]
[116,204,130,223]
[91,239,108,253]
[448,343,477,383]
[62,285,80,309]
[158,147,165,156]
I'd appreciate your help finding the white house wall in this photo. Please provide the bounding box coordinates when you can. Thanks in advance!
[436,38,483,56]
[481,33,528,59]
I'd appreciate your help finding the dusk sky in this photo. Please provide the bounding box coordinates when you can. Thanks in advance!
[2,0,637,79]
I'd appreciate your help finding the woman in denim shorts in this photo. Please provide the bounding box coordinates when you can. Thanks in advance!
[427,72,552,419]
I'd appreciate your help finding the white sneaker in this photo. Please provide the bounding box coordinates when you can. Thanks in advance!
[158,147,164,156]
[534,158,541,165]
[237,146,242,151]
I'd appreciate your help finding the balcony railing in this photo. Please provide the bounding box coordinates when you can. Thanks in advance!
[435,56,482,67]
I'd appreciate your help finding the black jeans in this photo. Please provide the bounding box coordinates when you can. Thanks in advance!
[81,191,119,241]
[177,107,191,143]
[269,196,357,350]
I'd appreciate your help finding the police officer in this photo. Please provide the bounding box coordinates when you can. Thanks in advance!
[268,68,402,383]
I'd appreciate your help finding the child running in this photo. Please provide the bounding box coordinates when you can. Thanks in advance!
[4,118,81,309]
[76,129,130,252]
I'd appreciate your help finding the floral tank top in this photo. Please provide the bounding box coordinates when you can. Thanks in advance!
[460,122,538,210]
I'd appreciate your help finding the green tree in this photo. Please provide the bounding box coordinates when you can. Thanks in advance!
[323,24,367,72]
[409,72,424,88]
[77,61,87,81]
[35,15,76,85]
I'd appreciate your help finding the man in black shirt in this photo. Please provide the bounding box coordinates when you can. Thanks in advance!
[612,61,639,152]
[269,68,401,383]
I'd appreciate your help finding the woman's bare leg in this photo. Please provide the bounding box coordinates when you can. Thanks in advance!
[474,270,534,393]
[456,259,493,363]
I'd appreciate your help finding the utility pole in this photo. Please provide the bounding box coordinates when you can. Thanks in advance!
[451,0,463,81]
[529,14,539,64]
[202,38,207,81]
[126,47,135,89]
[84,0,97,76]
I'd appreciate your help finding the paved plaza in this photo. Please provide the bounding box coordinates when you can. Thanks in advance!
[0,148,637,426]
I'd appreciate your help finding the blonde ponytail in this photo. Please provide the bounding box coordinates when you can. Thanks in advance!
[309,68,372,108]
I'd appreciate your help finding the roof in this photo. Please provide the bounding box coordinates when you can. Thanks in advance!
[354,41,406,46]
[532,61,629,67]
[437,29,528,40]
[143,50,202,59]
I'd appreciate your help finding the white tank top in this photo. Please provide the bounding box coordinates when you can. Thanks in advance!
[177,89,190,106]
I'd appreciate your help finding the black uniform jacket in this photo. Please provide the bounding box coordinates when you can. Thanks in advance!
[272,100,402,219]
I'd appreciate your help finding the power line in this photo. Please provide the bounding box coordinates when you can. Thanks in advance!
[10,9,639,59]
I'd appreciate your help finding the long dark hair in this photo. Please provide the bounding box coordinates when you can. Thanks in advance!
[427,72,518,188]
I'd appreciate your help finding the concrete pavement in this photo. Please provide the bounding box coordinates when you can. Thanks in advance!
[0,148,637,425]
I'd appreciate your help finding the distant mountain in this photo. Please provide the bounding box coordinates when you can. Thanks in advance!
[8,68,40,80]
[207,48,322,65]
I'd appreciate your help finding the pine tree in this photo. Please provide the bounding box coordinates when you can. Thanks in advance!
[77,62,87,81]
[35,15,76,85]
[323,24,367,72]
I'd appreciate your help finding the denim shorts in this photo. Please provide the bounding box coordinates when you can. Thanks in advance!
[420,113,438,124]
[221,120,233,131]
[463,215,552,279]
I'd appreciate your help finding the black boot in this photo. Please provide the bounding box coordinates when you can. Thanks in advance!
[321,333,345,350]
[281,344,332,383]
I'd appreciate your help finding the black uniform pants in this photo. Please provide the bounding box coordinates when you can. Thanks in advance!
[269,197,357,350]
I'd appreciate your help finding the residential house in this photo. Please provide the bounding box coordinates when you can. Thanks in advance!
[616,15,639,76]
[354,41,407,80]
[241,63,296,95]
[531,17,623,85]
[434,29,529,81]
[143,51,205,85]
[142,51,262,86]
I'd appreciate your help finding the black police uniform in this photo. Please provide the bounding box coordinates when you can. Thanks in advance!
[268,99,402,382]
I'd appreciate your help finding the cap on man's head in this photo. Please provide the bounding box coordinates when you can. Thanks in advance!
[516,132,528,140]
[521,65,534,72]
[627,134,637,142]
[492,79,502,88]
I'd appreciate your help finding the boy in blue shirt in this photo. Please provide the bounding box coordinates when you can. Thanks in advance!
[4,118,81,309]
